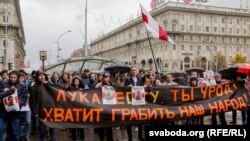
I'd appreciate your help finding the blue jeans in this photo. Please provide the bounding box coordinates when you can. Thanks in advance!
[39,122,56,141]
[20,111,31,139]
[0,116,20,141]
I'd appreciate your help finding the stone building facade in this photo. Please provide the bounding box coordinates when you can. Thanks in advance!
[0,0,25,70]
[90,2,250,72]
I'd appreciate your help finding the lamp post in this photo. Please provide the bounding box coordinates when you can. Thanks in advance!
[84,0,88,57]
[57,30,71,61]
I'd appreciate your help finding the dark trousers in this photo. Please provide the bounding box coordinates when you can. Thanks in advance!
[96,127,113,141]
[232,110,246,124]
[31,113,37,134]
[212,113,227,125]
[127,125,143,140]
[70,128,85,141]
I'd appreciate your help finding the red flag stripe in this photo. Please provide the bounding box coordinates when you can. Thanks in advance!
[159,25,168,41]
[142,12,149,24]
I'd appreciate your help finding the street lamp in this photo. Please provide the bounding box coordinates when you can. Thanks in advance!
[57,30,71,61]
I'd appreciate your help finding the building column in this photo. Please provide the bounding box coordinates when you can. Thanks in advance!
[182,61,185,71]
[206,61,208,71]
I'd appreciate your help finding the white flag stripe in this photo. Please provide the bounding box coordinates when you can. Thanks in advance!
[141,5,159,38]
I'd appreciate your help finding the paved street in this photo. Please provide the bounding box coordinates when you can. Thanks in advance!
[29,111,246,141]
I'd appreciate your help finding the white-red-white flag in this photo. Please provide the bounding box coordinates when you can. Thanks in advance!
[140,5,174,44]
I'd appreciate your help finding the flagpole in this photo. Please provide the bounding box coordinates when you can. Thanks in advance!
[145,27,159,73]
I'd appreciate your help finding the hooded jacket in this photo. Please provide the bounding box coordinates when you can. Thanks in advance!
[30,70,48,116]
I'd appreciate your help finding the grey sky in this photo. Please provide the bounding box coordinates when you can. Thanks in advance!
[19,0,244,69]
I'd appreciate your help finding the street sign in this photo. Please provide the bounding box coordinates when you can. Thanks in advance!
[40,51,47,61]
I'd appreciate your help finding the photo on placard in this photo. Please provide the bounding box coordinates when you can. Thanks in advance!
[102,86,116,105]
[3,90,20,112]
[132,86,145,105]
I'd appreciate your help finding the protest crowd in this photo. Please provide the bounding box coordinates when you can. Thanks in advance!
[0,65,249,141]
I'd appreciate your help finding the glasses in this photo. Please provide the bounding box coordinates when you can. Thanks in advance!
[10,77,17,79]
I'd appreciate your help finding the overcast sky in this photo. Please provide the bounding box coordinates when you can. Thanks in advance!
[19,0,244,69]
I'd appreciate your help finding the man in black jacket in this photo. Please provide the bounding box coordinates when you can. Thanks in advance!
[125,66,144,141]
[95,72,117,141]
[30,71,57,141]
[0,70,28,141]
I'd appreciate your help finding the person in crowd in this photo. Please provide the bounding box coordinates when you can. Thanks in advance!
[148,75,155,87]
[81,69,90,84]
[60,73,71,88]
[125,66,144,141]
[154,79,162,86]
[114,72,127,130]
[139,69,146,84]
[244,71,250,125]
[144,78,152,87]
[72,72,80,79]
[0,71,28,141]
[162,74,178,86]
[190,71,198,78]
[29,70,37,136]
[211,73,227,125]
[230,75,246,125]
[147,69,153,77]
[30,70,37,86]
[71,77,83,90]
[91,73,102,88]
[155,72,161,80]
[0,70,9,82]
[87,73,97,89]
[30,71,57,141]
[19,73,31,141]
[115,72,126,87]
[97,73,103,81]
[69,77,85,141]
[51,71,60,85]
[95,72,117,141]
[185,77,200,125]
[46,73,52,84]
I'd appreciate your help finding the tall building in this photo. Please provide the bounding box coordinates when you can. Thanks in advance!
[0,0,25,70]
[90,1,250,72]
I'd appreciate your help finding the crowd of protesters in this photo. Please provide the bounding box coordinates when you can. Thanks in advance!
[0,65,249,141]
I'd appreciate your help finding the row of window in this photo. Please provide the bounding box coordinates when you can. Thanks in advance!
[175,35,247,43]
[176,14,247,25]
[173,44,247,53]
[93,34,248,52]
[173,24,248,34]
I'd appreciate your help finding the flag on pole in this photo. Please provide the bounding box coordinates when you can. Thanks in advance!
[140,4,174,44]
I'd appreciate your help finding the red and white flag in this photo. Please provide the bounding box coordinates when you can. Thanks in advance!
[140,5,174,44]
